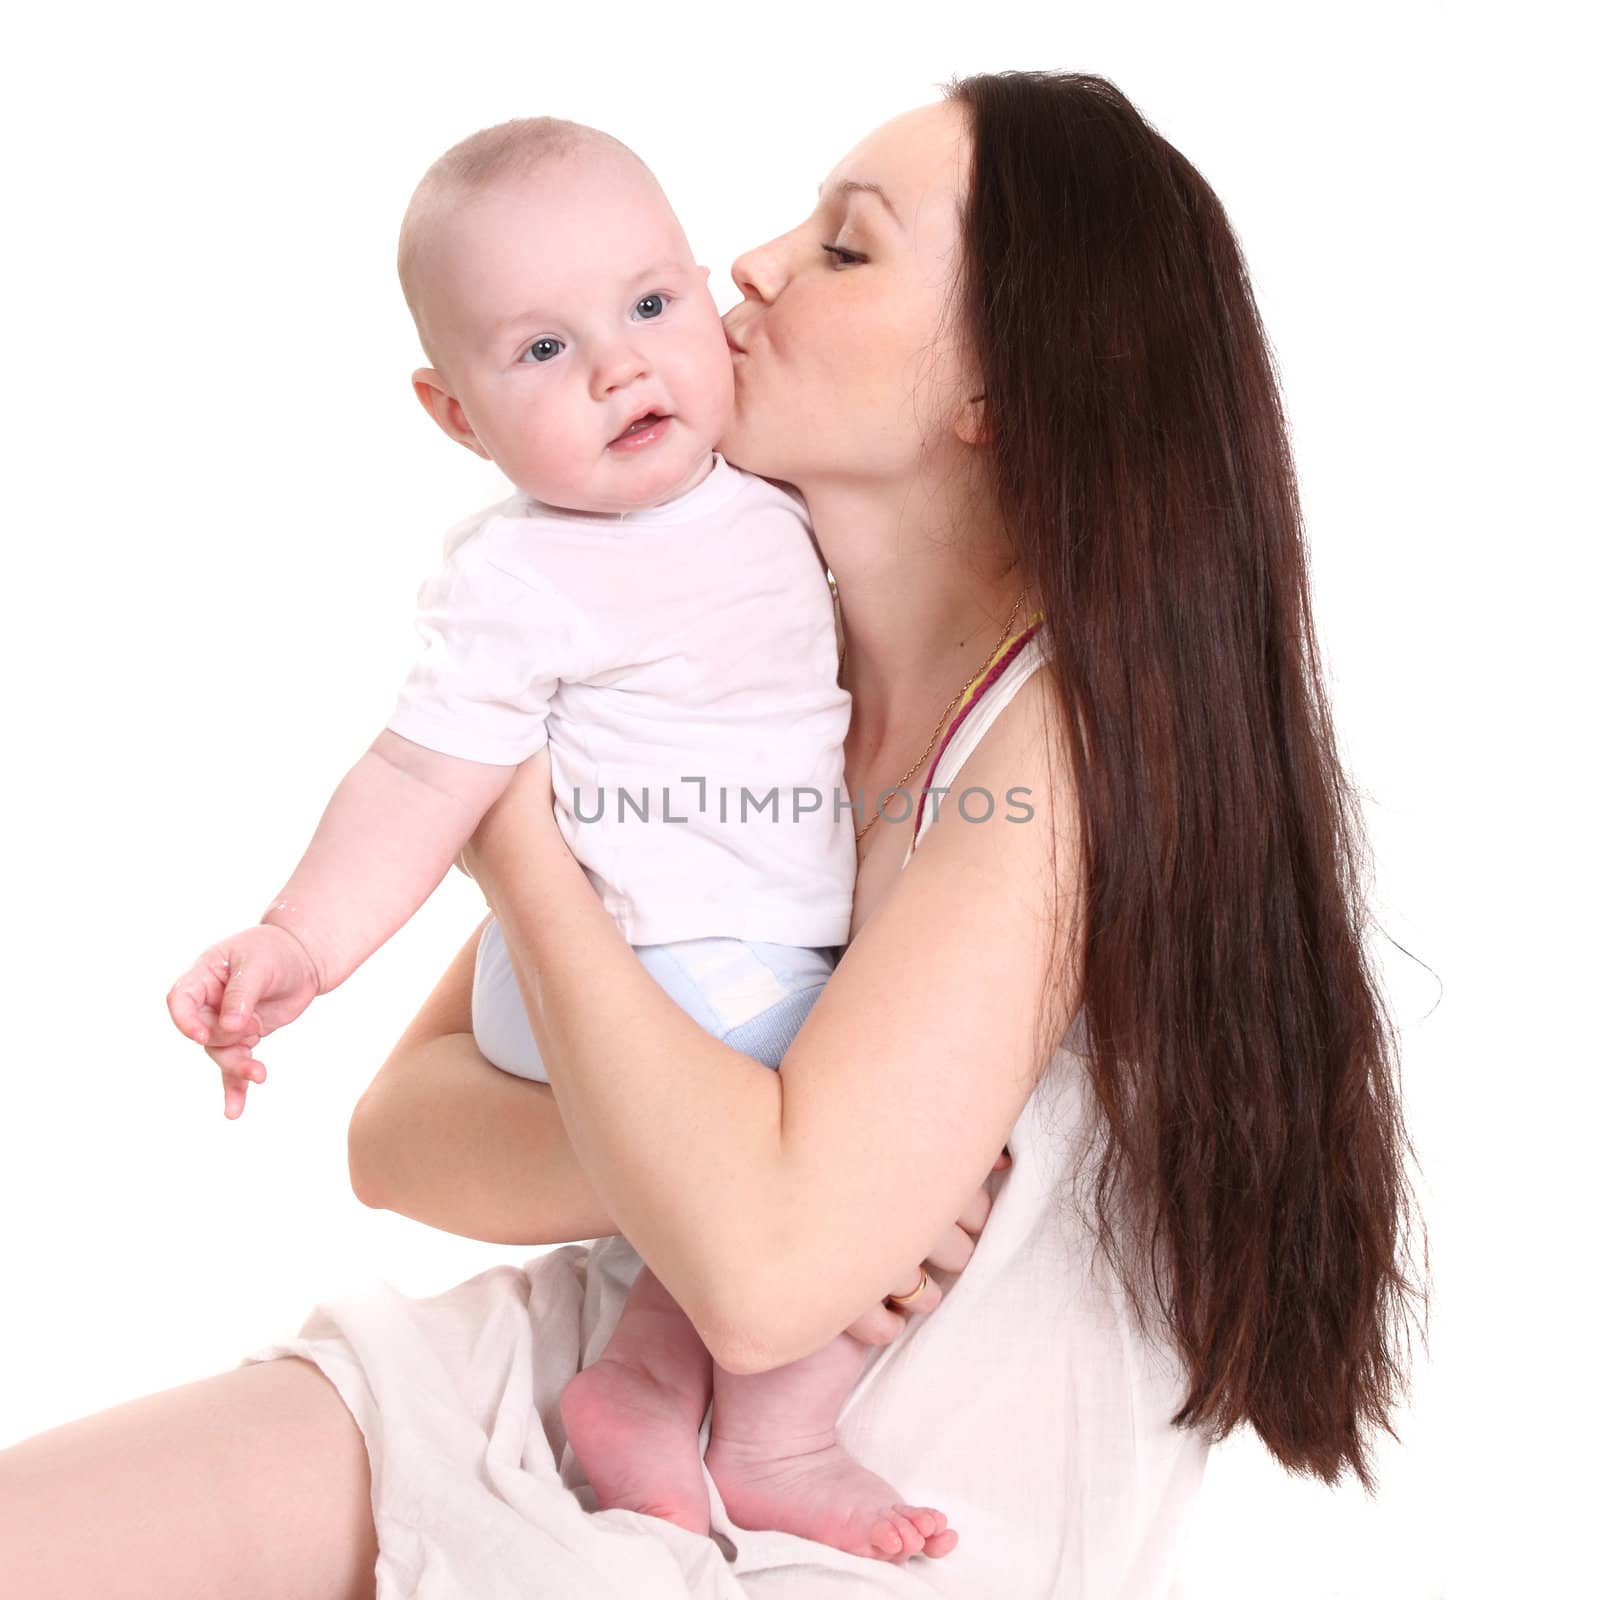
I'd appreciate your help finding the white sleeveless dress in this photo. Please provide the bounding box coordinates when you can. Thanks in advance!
[238,632,1211,1598]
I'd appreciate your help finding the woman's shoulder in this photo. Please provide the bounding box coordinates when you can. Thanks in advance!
[904,634,1060,865]
[940,632,1052,775]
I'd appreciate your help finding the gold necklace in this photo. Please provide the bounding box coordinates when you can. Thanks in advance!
[851,589,1027,847]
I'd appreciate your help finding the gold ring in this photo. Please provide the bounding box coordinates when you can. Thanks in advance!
[884,1266,929,1310]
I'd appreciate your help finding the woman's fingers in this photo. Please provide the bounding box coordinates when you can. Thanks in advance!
[884,1263,945,1315]
[913,1168,995,1276]
[848,1152,1012,1344]
[954,1179,993,1237]
[844,1302,908,1346]
[848,1259,948,1344]
[463,747,556,881]
[918,1222,974,1276]
[877,1161,1003,1308]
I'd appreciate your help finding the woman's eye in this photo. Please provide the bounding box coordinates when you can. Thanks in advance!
[519,337,564,364]
[820,243,865,267]
[634,293,666,319]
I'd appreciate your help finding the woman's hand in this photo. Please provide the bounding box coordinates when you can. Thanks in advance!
[845,1148,1012,1346]
[459,746,561,897]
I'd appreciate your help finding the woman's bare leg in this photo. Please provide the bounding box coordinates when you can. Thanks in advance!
[0,1356,377,1600]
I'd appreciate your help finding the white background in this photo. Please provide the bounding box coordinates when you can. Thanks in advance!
[1,2,1592,1595]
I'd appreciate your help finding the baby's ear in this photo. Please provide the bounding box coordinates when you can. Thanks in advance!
[411,368,491,460]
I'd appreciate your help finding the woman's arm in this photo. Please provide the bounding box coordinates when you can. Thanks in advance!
[346,914,621,1246]
[467,672,1080,1373]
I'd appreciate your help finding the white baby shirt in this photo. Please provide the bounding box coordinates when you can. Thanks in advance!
[386,452,856,948]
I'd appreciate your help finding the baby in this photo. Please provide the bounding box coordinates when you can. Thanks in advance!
[167,118,952,1562]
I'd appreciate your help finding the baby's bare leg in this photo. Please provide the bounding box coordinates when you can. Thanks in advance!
[0,1357,377,1600]
[706,1332,958,1562]
[559,1264,715,1534]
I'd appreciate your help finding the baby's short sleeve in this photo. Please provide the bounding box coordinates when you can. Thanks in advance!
[386,530,580,767]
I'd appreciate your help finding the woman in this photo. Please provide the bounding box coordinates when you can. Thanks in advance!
[0,70,1419,1598]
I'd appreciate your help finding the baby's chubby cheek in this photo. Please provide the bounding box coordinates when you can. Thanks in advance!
[683,339,737,448]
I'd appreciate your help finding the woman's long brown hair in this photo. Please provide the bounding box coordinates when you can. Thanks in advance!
[942,69,1425,1488]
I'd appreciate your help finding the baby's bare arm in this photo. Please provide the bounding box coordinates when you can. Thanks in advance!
[262,729,517,994]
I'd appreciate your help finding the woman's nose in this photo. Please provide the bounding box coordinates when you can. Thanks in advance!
[729,235,787,305]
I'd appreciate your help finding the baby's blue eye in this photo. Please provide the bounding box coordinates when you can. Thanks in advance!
[520,337,563,364]
[634,294,665,320]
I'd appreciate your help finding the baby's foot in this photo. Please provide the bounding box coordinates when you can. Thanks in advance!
[560,1356,711,1535]
[705,1430,957,1562]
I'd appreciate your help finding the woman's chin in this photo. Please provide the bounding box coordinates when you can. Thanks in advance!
[714,415,802,488]
[711,429,764,476]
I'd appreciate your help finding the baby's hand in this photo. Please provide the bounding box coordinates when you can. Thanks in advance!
[166,925,321,1120]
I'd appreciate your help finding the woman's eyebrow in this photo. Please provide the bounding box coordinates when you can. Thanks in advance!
[816,178,902,228]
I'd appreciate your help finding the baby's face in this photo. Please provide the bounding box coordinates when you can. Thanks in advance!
[414,154,734,514]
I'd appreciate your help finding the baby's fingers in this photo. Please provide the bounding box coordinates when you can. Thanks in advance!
[217,958,268,1036]
[206,1039,266,1120]
[167,965,225,1043]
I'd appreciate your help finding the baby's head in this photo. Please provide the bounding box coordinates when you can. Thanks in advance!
[398,118,733,515]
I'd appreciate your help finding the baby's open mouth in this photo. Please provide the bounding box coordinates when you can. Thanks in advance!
[612,412,669,443]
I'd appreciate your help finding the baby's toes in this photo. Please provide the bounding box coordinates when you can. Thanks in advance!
[899,1504,947,1540]
[869,1516,906,1557]
[884,1509,927,1558]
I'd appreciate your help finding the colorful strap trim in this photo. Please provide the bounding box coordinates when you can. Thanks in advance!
[907,610,1046,850]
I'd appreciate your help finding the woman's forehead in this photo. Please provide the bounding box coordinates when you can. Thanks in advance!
[825,101,969,223]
